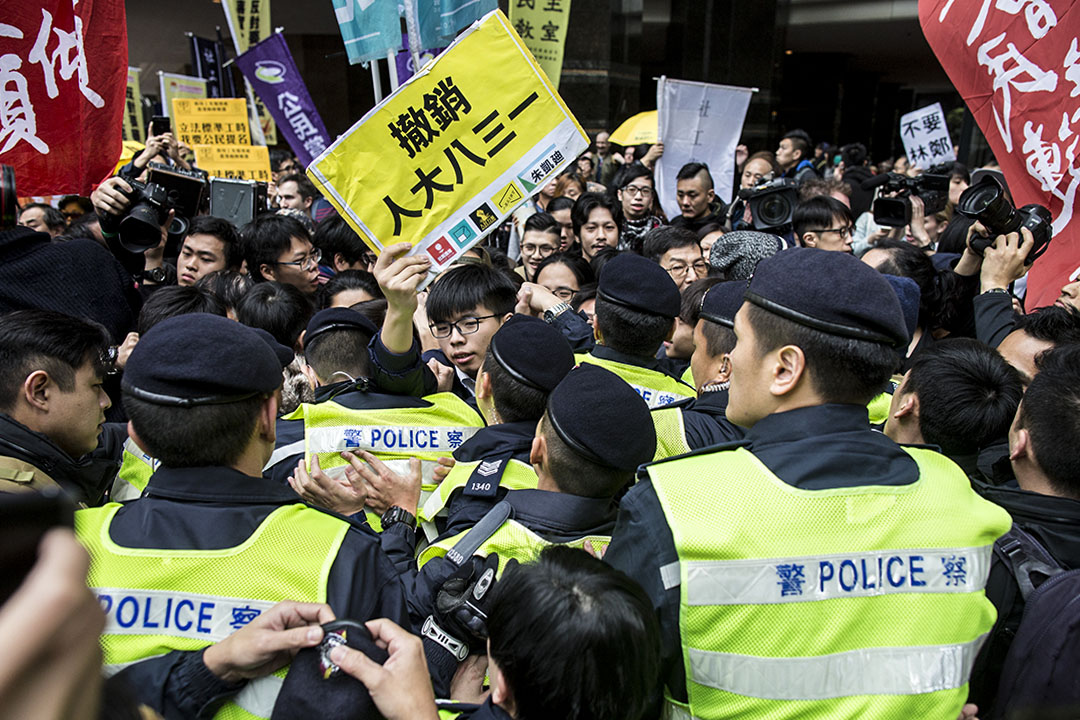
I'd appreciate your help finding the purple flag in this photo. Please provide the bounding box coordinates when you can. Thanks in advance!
[235,32,331,166]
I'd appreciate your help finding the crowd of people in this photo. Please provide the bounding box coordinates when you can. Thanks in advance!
[1,114,1079,720]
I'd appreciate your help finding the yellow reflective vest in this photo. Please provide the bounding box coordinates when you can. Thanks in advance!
[646,445,1011,720]
[576,353,694,409]
[650,404,693,461]
[76,503,349,720]
[111,437,158,502]
[419,456,538,540]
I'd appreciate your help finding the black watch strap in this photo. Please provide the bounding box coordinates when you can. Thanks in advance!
[380,505,417,530]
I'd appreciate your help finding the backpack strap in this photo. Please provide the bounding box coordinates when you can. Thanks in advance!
[443,500,512,568]
[995,525,1065,601]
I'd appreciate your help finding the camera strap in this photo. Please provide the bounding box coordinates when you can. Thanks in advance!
[444,500,512,568]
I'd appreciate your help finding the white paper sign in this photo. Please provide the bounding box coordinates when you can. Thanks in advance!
[899,102,956,169]
[655,77,754,218]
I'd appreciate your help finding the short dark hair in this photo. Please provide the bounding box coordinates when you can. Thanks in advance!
[185,215,242,270]
[840,143,867,167]
[793,195,854,242]
[571,192,621,238]
[59,195,94,214]
[676,162,714,190]
[523,211,561,240]
[1013,304,1080,346]
[278,172,317,201]
[547,196,575,215]
[680,277,724,325]
[313,214,371,268]
[269,149,295,173]
[534,252,593,289]
[783,129,813,161]
[240,214,311,282]
[64,212,101,241]
[641,226,701,264]
[746,303,898,405]
[866,239,963,333]
[480,352,549,423]
[124,394,264,468]
[612,162,654,191]
[1018,344,1080,498]
[487,546,660,720]
[903,338,1022,457]
[304,325,373,382]
[700,318,737,357]
[0,310,109,412]
[588,247,619,282]
[594,297,673,358]
[318,270,383,310]
[540,414,633,498]
[571,283,597,313]
[137,286,226,335]
[196,270,253,314]
[425,263,517,324]
[19,203,65,232]
[235,282,313,348]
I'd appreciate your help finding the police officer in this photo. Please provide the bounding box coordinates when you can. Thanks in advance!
[519,253,695,408]
[74,314,409,719]
[606,247,1012,719]
[418,314,576,537]
[652,280,745,459]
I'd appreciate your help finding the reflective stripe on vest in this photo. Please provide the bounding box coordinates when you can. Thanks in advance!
[420,457,538,525]
[77,503,349,720]
[417,517,610,574]
[648,445,1012,718]
[285,393,483,481]
[651,406,692,460]
[576,354,694,409]
[112,437,158,501]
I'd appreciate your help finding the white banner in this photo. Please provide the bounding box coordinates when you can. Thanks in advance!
[655,77,754,218]
[899,102,955,171]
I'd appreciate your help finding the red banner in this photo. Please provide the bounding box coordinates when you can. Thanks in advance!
[0,0,127,196]
[919,0,1080,309]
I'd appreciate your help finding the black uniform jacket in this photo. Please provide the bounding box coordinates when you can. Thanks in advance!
[604,403,919,708]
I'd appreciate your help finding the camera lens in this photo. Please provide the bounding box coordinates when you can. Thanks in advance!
[957,178,1020,234]
[758,193,791,227]
[119,203,165,253]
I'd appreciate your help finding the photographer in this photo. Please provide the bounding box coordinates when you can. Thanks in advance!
[90,176,176,293]
[118,122,192,178]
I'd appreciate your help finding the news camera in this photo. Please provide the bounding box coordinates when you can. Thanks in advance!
[956,176,1053,264]
[866,172,949,228]
[118,163,208,253]
[738,177,799,232]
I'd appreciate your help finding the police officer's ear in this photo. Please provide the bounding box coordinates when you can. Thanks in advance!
[529,432,547,470]
[295,329,306,354]
[891,394,919,423]
[256,393,279,441]
[1009,421,1033,464]
[476,370,496,423]
[770,344,809,398]
[488,654,515,714]
[300,361,319,391]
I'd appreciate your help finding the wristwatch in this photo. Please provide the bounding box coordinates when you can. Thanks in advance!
[380,505,417,530]
[543,302,573,324]
[139,266,168,284]
[982,287,1010,296]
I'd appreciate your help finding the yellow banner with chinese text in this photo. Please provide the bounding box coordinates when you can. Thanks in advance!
[159,72,208,119]
[193,145,272,181]
[307,10,587,280]
[123,68,145,142]
[222,0,277,144]
[172,99,252,147]
[509,0,572,88]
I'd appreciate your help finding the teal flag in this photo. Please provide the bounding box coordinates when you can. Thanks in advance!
[414,0,497,50]
[334,0,402,64]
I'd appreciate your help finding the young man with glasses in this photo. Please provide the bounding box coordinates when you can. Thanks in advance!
[242,214,323,296]
[616,164,664,252]
[516,213,561,282]
[792,195,855,253]
[424,264,517,404]
[642,226,709,291]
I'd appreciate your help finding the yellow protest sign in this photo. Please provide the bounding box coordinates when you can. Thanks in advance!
[308,9,587,277]
[509,0,572,88]
[123,67,145,142]
[193,145,272,181]
[158,72,208,119]
[221,0,271,54]
[172,99,252,147]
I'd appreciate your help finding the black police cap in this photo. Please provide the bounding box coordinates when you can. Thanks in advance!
[304,307,379,350]
[123,313,283,406]
[546,364,656,471]
[250,327,295,368]
[489,314,574,392]
[699,280,747,329]
[597,253,681,319]
[745,247,908,347]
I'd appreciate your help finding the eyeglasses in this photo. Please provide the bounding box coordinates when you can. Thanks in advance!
[662,260,709,278]
[810,226,854,238]
[273,248,322,271]
[548,286,577,301]
[429,314,498,338]
[521,244,557,257]
[622,185,654,198]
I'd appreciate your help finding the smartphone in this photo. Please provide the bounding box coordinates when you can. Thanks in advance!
[0,489,76,604]
[150,114,171,136]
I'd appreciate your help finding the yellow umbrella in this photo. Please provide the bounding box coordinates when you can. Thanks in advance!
[609,110,657,145]
[113,140,146,175]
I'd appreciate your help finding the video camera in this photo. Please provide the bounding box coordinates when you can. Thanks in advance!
[738,177,799,232]
[117,163,208,253]
[209,177,268,229]
[956,176,1053,263]
[866,172,949,228]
